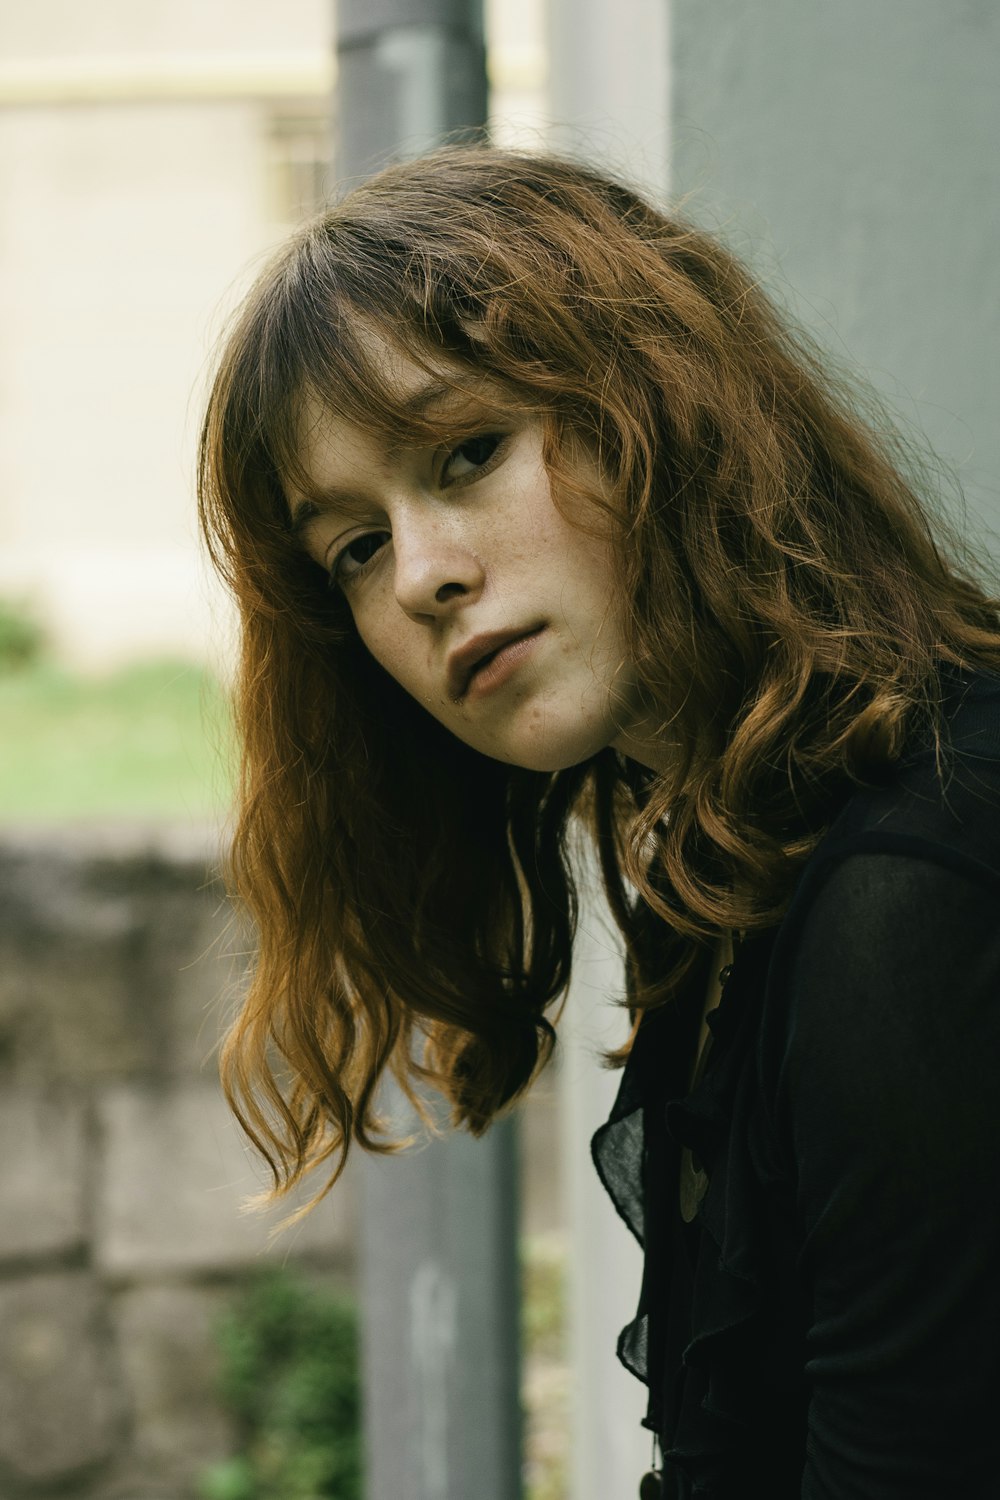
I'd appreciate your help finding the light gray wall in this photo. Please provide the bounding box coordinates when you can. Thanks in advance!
[671,0,1000,550]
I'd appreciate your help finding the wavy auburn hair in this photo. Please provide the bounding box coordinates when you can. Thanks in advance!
[199,145,1000,1207]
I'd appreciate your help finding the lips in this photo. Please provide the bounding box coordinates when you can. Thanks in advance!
[447,626,543,700]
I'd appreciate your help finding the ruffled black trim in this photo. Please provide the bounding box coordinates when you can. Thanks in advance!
[591,997,690,1395]
[592,932,803,1495]
[590,1056,649,1385]
[659,934,783,1494]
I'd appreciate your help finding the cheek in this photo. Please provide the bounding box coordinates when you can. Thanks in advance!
[352,597,429,697]
[557,528,621,620]
[350,596,397,677]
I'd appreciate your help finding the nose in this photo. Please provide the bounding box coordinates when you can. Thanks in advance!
[391,513,485,619]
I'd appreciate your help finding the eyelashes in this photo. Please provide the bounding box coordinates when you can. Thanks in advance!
[330,529,391,585]
[440,432,505,484]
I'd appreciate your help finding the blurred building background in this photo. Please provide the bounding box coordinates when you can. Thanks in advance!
[0,0,549,672]
[0,1,333,669]
[1,0,996,673]
[0,2,997,1498]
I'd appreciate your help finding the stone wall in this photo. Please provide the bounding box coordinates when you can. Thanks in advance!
[0,826,361,1500]
[0,826,563,1500]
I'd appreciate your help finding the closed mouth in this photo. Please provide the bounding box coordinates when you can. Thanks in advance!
[448,625,544,700]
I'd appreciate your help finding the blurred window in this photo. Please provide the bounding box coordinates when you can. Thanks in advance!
[267,107,333,223]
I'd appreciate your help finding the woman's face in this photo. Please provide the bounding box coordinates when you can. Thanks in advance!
[287,351,654,772]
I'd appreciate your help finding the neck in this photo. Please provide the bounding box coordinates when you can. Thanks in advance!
[611,718,678,775]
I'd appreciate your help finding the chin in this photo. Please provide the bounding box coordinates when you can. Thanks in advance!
[474,728,616,773]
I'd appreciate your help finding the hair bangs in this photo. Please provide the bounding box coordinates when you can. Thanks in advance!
[198,145,1000,1208]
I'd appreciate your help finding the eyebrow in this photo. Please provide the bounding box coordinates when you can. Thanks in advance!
[287,496,338,545]
[286,375,503,541]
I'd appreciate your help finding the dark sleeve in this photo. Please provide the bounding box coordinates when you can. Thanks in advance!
[775,850,1000,1498]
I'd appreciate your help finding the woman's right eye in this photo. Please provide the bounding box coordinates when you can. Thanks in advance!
[330,530,390,587]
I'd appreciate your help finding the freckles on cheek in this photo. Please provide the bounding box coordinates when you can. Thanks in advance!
[353,597,398,680]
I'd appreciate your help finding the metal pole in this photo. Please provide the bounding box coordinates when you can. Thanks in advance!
[359,1094,522,1500]
[335,0,487,182]
[331,9,520,1497]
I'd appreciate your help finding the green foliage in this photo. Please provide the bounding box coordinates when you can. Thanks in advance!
[521,1235,570,1500]
[201,1270,363,1500]
[0,658,233,820]
[0,597,45,671]
[521,1235,566,1361]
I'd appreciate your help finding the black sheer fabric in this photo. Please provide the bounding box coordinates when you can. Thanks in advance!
[592,669,1000,1498]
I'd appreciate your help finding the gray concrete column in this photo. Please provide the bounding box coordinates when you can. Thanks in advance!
[542,7,673,1491]
[546,0,671,202]
[358,1098,522,1500]
[671,0,1000,542]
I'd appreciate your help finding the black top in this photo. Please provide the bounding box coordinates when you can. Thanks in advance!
[592,667,1000,1498]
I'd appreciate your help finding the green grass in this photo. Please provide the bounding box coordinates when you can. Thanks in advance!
[521,1234,569,1500]
[0,659,235,821]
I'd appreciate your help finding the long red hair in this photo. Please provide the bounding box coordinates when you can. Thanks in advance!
[199,146,1000,1206]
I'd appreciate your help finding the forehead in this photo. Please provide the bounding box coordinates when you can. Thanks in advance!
[345,328,437,408]
[283,338,523,531]
[338,328,519,422]
[288,334,512,474]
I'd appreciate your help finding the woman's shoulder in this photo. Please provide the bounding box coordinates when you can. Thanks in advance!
[757,667,1000,1075]
[801,665,1000,905]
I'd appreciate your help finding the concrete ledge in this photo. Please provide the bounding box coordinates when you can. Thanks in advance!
[0,1086,89,1259]
[95,1079,357,1274]
[0,1271,123,1484]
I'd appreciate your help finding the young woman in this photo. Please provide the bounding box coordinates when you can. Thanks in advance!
[199,146,1000,1497]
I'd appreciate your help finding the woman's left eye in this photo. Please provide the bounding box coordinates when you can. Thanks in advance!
[440,433,505,485]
